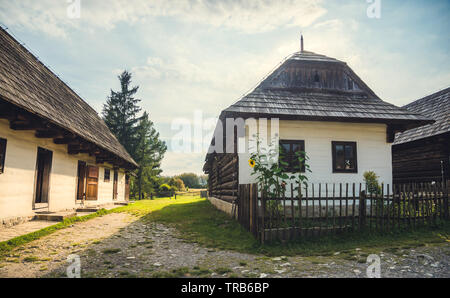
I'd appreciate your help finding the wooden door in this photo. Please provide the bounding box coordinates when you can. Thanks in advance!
[76,161,87,200]
[113,170,118,200]
[35,147,53,204]
[125,174,130,201]
[86,166,99,200]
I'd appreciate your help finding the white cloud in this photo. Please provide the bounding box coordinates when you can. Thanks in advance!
[160,152,205,176]
[0,0,326,37]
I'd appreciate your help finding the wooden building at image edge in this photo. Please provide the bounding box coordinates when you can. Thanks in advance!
[203,41,433,205]
[393,87,449,183]
[0,28,137,226]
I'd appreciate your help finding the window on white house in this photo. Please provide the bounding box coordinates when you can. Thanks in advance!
[104,168,111,182]
[0,138,6,174]
[332,141,357,173]
[279,140,305,172]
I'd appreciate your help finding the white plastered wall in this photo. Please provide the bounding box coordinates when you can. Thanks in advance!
[0,119,128,221]
[238,119,393,195]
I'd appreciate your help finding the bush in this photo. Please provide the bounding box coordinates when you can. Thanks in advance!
[168,178,185,191]
[363,171,381,195]
[159,184,172,192]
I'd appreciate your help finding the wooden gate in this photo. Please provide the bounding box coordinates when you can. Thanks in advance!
[86,165,99,200]
[113,170,118,200]
[35,147,53,204]
[237,184,258,237]
[125,174,130,201]
[76,161,87,201]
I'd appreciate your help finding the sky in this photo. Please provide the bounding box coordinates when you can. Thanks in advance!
[0,0,449,176]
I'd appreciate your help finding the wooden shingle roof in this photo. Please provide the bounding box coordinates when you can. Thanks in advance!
[223,50,432,128]
[394,87,450,145]
[204,49,434,169]
[0,28,137,168]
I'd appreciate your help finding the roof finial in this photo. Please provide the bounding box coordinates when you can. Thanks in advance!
[300,34,304,52]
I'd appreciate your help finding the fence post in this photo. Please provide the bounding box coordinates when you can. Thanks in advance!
[445,180,449,220]
[250,183,258,236]
[261,187,265,244]
[359,190,367,229]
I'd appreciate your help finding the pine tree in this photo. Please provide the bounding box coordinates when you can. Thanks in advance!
[134,112,167,199]
[102,70,141,158]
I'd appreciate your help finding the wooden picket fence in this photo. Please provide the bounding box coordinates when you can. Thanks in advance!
[236,181,449,243]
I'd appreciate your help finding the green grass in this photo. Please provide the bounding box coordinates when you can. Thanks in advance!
[124,197,450,257]
[0,208,117,257]
[0,196,196,258]
[23,256,40,262]
[1,196,449,259]
[102,248,121,254]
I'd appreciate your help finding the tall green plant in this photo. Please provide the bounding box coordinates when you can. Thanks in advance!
[248,135,311,200]
[363,171,381,195]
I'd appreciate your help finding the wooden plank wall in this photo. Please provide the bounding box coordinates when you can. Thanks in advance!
[393,133,449,183]
[207,153,239,203]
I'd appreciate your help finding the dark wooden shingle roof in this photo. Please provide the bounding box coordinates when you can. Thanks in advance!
[204,49,434,169]
[0,28,137,167]
[394,87,450,145]
[223,51,432,128]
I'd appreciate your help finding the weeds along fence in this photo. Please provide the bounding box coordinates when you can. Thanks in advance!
[237,181,449,243]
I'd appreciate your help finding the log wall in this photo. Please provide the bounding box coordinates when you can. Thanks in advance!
[206,153,239,203]
[392,132,449,183]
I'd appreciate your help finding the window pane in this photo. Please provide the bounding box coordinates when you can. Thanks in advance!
[281,143,290,153]
[344,145,354,169]
[104,169,110,181]
[279,141,305,172]
[345,145,353,158]
[335,144,344,169]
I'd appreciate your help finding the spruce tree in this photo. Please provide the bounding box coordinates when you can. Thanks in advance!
[102,70,141,158]
[134,112,167,199]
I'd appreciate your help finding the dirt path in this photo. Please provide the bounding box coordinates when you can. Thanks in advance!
[0,213,136,278]
[0,213,448,278]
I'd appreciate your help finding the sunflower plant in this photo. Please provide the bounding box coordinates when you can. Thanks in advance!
[248,135,311,202]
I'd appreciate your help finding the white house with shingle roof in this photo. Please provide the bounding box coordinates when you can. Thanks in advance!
[203,37,432,202]
[0,28,137,226]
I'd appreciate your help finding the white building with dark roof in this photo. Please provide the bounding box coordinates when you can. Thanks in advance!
[0,28,137,226]
[204,38,432,202]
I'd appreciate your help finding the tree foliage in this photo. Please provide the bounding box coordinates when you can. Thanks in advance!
[134,111,167,199]
[168,177,185,191]
[176,173,202,188]
[102,70,141,157]
[102,70,166,199]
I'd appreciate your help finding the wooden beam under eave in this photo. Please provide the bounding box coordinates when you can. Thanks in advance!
[0,110,16,121]
[53,137,79,145]
[10,120,48,131]
[35,130,63,139]
[68,142,92,154]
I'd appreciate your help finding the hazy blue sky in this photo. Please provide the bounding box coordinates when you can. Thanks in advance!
[1,0,449,175]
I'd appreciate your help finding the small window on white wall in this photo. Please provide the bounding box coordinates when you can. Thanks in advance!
[332,141,357,173]
[0,138,6,174]
[104,168,111,182]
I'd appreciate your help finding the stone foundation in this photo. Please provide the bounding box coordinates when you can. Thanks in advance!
[1,215,35,228]
[208,197,238,218]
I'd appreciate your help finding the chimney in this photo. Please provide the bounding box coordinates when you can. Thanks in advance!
[300,34,304,52]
